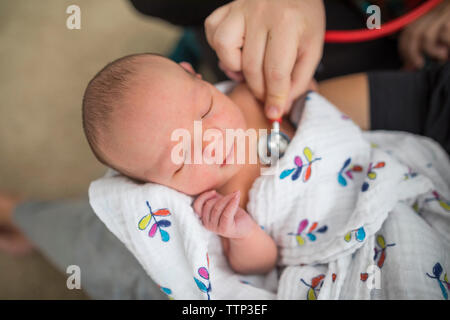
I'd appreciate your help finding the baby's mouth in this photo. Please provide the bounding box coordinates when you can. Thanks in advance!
[221,140,235,167]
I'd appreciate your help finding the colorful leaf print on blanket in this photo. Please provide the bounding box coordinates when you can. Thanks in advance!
[360,273,369,281]
[403,167,418,180]
[194,254,212,300]
[288,219,328,246]
[373,235,396,268]
[426,263,450,300]
[337,157,363,186]
[138,201,172,242]
[361,161,385,192]
[425,191,450,212]
[344,227,366,243]
[280,147,322,182]
[159,285,174,300]
[300,274,325,300]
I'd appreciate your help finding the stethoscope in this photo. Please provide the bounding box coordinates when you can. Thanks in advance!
[257,0,443,164]
[258,118,290,165]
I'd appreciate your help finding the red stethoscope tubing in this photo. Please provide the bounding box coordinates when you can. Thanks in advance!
[324,0,443,43]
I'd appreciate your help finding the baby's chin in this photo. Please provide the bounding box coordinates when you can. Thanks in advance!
[177,163,243,196]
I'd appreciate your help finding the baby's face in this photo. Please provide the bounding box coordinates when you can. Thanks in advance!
[100,56,247,195]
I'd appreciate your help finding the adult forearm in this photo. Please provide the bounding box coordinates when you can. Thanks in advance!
[318,73,370,130]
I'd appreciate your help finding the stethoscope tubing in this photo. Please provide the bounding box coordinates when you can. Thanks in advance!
[324,0,443,43]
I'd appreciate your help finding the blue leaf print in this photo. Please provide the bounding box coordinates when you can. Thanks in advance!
[160,229,170,242]
[157,220,171,228]
[194,277,208,293]
[280,168,295,179]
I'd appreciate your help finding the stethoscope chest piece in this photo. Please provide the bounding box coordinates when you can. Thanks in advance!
[258,120,290,165]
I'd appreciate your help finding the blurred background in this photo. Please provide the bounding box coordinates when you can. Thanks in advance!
[0,0,217,299]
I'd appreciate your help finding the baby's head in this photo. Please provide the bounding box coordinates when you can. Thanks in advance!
[82,53,247,195]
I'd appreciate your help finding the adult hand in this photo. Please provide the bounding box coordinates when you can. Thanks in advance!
[399,0,450,70]
[205,0,325,120]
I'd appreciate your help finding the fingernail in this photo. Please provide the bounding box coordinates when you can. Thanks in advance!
[267,106,279,119]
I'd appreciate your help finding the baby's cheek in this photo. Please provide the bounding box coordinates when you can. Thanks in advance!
[230,103,247,131]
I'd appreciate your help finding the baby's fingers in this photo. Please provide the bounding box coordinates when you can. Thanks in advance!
[217,191,240,235]
[209,191,240,230]
[193,190,217,218]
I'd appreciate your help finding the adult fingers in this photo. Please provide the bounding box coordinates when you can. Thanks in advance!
[399,31,424,69]
[241,24,268,101]
[399,22,427,69]
[422,16,448,61]
[438,20,450,52]
[263,25,299,119]
[204,4,231,49]
[210,9,245,72]
[219,61,244,82]
[288,37,322,106]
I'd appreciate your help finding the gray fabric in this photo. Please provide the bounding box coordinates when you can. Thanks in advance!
[12,197,166,300]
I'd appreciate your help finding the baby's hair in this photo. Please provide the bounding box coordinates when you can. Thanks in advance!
[82,52,164,179]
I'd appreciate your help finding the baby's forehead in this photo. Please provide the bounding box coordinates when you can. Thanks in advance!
[138,54,186,77]
[116,74,197,132]
[112,55,203,130]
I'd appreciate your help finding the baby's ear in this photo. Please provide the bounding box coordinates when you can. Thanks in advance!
[179,61,195,74]
[179,62,202,79]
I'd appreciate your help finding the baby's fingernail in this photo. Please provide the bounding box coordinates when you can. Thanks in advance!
[266,106,280,119]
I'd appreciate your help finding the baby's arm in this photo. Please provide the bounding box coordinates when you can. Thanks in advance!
[193,190,277,275]
[317,73,370,130]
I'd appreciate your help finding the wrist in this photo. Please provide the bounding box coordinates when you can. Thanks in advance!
[228,220,260,243]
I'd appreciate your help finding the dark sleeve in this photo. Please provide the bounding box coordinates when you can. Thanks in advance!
[368,62,450,155]
[128,0,231,26]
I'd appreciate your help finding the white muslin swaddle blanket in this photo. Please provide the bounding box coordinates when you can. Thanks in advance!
[89,83,450,300]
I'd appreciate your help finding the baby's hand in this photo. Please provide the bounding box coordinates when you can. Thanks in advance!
[193,190,256,239]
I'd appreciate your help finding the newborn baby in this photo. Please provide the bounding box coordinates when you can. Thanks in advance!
[85,54,450,299]
[83,53,300,275]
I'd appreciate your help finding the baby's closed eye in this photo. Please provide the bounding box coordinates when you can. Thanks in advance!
[201,95,213,119]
